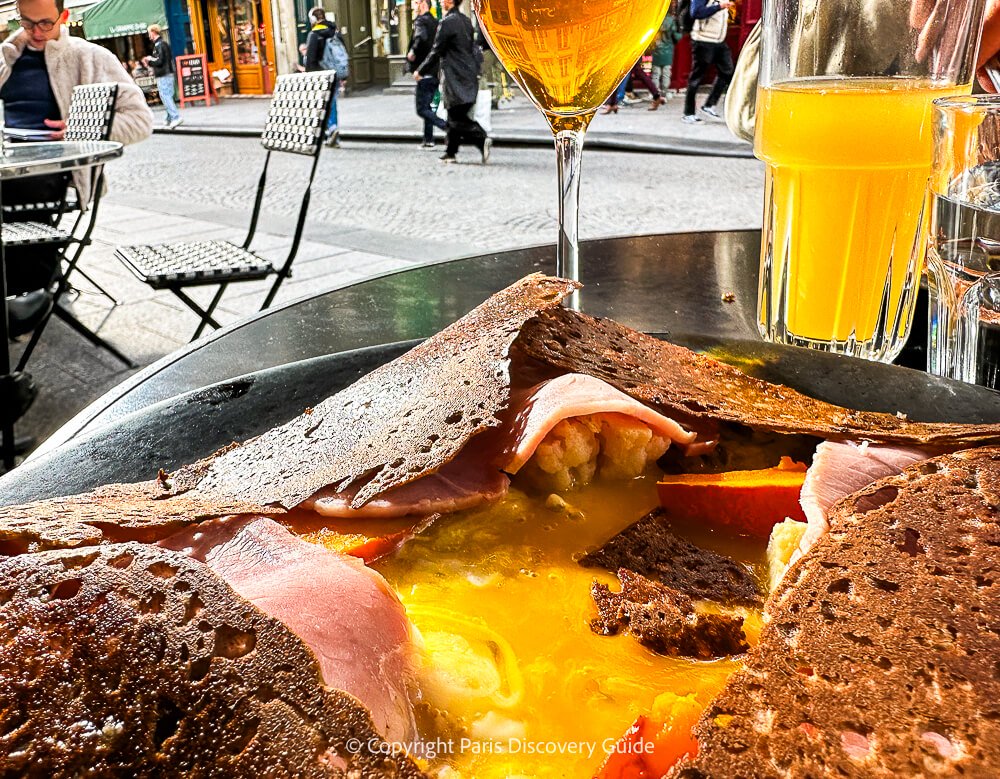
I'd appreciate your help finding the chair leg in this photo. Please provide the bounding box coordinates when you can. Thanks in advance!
[260,270,289,311]
[193,285,228,341]
[171,286,226,341]
[51,304,136,368]
[72,266,119,306]
[1,420,14,471]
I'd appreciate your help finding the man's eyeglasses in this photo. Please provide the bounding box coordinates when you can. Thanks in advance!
[18,17,58,32]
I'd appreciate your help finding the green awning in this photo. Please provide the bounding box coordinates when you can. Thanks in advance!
[82,0,166,40]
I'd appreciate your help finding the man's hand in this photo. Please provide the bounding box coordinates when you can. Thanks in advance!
[406,51,415,62]
[912,0,999,85]
[413,71,422,81]
[44,119,65,141]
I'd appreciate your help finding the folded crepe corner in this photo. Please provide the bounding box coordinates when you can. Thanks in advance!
[0,535,425,777]
[670,446,1000,777]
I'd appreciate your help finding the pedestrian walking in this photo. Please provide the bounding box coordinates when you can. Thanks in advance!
[145,24,180,129]
[682,0,735,124]
[652,14,682,97]
[602,63,666,113]
[407,0,447,149]
[414,0,491,164]
[305,7,345,148]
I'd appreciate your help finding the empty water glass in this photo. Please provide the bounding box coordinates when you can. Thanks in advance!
[926,96,1000,389]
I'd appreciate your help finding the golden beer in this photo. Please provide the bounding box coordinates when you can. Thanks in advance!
[475,0,670,128]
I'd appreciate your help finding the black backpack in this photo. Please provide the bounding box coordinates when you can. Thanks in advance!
[677,0,695,34]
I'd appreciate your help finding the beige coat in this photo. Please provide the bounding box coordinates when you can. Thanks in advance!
[0,28,153,202]
[692,4,730,44]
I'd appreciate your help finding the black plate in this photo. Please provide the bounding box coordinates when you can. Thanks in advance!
[2,336,999,507]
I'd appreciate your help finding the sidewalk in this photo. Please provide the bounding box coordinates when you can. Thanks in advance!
[163,86,753,158]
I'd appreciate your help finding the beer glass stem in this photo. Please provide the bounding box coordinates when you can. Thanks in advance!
[555,128,585,309]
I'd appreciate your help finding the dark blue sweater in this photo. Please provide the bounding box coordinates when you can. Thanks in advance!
[691,0,726,19]
[0,48,60,130]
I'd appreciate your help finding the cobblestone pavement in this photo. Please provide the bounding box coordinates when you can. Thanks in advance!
[104,134,764,257]
[10,132,764,465]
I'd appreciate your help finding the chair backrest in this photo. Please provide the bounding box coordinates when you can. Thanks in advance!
[260,72,337,156]
[64,83,119,142]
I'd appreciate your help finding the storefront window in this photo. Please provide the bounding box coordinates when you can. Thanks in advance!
[215,0,234,66]
[199,0,216,60]
[233,0,260,65]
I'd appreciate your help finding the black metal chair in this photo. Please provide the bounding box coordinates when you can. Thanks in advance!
[58,82,121,304]
[10,82,134,371]
[116,71,337,341]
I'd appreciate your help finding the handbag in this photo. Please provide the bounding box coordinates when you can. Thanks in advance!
[471,88,492,135]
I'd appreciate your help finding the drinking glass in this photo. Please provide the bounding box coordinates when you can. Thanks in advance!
[926,95,1000,389]
[472,0,671,306]
[755,0,986,362]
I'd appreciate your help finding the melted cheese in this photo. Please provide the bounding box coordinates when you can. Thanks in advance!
[376,473,765,777]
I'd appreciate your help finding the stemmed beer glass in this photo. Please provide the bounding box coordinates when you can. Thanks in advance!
[473,0,671,304]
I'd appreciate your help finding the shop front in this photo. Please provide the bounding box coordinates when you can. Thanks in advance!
[81,0,168,64]
[189,0,276,94]
[293,0,373,87]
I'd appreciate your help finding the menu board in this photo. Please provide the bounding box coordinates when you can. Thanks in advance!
[176,54,213,107]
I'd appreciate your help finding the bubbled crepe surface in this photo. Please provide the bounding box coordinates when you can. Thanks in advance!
[0,543,423,778]
[670,448,1000,777]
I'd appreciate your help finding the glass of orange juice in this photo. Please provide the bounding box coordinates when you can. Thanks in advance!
[755,0,987,362]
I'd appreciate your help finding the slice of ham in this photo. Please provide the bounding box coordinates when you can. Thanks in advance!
[795,440,932,560]
[302,438,511,518]
[300,373,699,519]
[502,373,699,474]
[159,516,417,745]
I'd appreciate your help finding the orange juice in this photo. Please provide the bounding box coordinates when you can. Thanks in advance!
[755,78,969,356]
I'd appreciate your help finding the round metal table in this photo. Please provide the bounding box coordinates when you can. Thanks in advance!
[1,228,977,507]
[37,229,763,455]
[0,140,123,469]
[0,140,123,181]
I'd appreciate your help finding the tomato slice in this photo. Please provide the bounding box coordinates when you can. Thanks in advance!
[657,456,808,536]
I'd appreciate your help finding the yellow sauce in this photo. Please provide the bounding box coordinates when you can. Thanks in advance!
[375,473,766,777]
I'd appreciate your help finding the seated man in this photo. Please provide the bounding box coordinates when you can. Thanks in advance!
[0,0,153,297]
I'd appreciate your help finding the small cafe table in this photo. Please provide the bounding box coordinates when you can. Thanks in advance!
[0,140,123,470]
[36,230,765,454]
[3,228,973,506]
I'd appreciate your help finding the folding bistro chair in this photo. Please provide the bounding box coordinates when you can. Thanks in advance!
[115,71,337,341]
[60,81,122,305]
[10,82,135,371]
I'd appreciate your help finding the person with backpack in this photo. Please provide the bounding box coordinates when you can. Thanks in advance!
[407,0,447,149]
[306,7,347,147]
[413,0,491,164]
[682,0,735,124]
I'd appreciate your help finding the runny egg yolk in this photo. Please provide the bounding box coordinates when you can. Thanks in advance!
[375,472,764,778]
